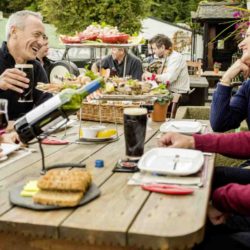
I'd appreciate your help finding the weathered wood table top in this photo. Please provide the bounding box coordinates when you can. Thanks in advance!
[189,75,209,88]
[0,119,215,250]
[201,70,225,78]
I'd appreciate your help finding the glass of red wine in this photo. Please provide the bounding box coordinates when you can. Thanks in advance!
[0,99,8,130]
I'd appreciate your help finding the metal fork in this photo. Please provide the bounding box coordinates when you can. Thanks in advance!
[173,154,180,170]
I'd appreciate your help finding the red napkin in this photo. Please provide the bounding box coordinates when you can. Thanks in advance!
[41,138,69,145]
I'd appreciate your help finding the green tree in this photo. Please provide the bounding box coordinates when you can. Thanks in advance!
[150,0,201,23]
[0,0,40,14]
[40,0,152,35]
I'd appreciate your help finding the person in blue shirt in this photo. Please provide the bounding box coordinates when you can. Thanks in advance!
[210,26,250,132]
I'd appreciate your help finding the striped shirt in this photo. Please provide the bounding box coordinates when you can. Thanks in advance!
[158,51,190,94]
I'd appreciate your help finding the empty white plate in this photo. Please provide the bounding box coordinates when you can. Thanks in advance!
[138,148,204,176]
[160,121,202,134]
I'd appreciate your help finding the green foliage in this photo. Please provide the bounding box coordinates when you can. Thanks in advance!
[150,0,201,24]
[39,0,152,35]
[0,0,40,14]
[151,83,173,104]
[2,0,202,37]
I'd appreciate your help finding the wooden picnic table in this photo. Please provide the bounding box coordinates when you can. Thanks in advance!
[0,119,215,250]
[201,71,225,78]
[201,70,225,88]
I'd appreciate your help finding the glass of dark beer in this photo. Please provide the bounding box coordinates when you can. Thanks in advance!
[123,108,147,159]
[0,99,8,130]
[15,64,34,102]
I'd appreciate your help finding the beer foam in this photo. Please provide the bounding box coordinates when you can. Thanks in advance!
[15,64,33,68]
[124,108,147,116]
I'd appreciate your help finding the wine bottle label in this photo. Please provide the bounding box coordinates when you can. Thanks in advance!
[26,95,62,124]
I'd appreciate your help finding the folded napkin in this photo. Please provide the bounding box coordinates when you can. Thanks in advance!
[128,171,203,187]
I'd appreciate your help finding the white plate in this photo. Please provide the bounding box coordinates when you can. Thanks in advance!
[160,121,202,134]
[1,143,20,156]
[138,148,204,176]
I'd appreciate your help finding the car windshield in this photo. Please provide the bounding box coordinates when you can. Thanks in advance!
[47,48,65,61]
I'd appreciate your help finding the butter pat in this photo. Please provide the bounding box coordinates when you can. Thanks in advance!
[20,180,39,197]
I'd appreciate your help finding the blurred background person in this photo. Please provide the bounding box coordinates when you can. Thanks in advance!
[143,34,190,97]
[36,35,54,79]
[91,48,143,80]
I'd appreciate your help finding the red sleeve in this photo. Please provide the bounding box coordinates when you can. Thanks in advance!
[193,131,250,158]
[212,183,250,216]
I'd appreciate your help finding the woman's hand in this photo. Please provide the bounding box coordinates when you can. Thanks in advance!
[221,59,250,85]
[158,132,195,149]
[0,132,21,159]
[0,132,20,144]
[207,203,227,225]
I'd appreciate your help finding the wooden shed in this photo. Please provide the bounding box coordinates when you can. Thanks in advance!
[192,1,241,71]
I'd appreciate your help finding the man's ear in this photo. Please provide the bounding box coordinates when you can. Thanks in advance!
[9,26,18,39]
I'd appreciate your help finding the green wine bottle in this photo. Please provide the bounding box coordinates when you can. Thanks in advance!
[14,77,104,143]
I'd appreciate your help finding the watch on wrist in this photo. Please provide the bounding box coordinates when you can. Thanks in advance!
[220,78,232,86]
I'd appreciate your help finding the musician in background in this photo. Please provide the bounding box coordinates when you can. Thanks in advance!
[143,34,190,95]
[91,48,143,80]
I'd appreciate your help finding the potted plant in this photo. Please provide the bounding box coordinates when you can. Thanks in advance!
[151,85,173,122]
[213,62,222,74]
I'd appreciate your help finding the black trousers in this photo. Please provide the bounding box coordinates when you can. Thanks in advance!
[193,221,250,250]
[212,166,250,190]
[193,166,250,250]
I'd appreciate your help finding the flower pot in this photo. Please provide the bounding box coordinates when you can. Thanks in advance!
[151,102,169,122]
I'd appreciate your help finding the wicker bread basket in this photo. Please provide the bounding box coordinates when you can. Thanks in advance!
[79,101,141,124]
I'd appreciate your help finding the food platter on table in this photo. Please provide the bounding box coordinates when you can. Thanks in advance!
[36,74,171,103]
[59,23,143,47]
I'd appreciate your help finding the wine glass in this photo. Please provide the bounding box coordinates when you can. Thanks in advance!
[0,99,8,130]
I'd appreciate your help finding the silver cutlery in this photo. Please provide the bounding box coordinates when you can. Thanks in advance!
[173,154,180,170]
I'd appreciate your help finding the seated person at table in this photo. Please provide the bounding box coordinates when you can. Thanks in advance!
[142,42,155,68]
[0,10,52,120]
[91,48,143,80]
[210,25,250,133]
[36,35,54,79]
[158,131,250,250]
[142,34,190,95]
[210,25,250,169]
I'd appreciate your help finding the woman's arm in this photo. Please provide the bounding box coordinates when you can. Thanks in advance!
[213,183,250,216]
[194,131,250,158]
